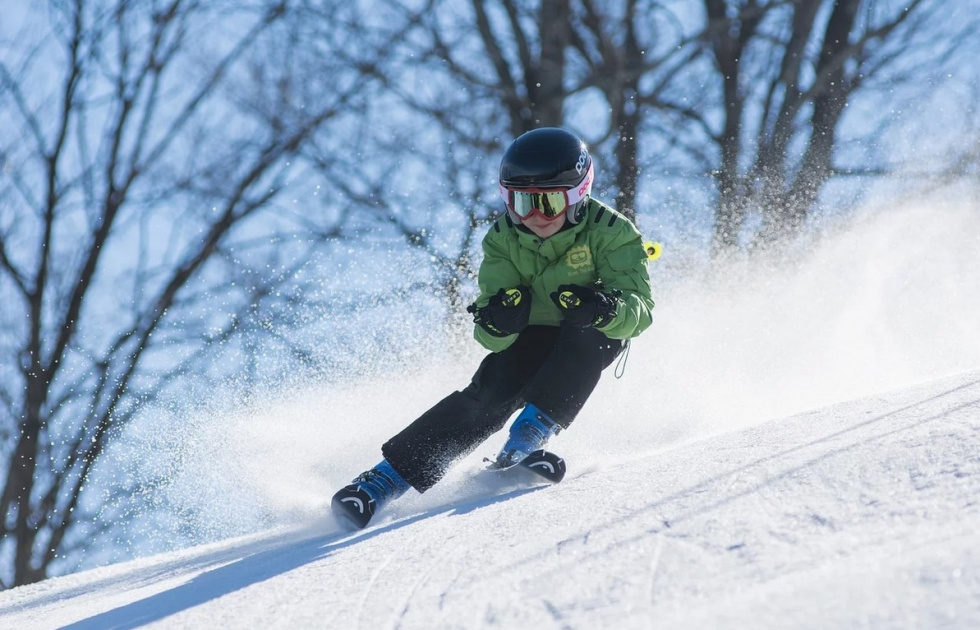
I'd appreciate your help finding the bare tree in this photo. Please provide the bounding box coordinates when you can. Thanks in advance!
[377,0,979,260]
[373,0,685,229]
[566,0,681,223]
[0,0,377,587]
[676,0,971,255]
[292,0,520,333]
[333,0,650,308]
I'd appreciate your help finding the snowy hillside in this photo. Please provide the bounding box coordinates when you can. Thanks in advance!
[2,201,979,628]
[1,368,978,629]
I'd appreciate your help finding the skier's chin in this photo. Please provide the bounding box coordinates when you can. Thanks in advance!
[524,215,566,238]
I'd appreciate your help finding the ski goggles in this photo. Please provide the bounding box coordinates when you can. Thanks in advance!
[500,163,594,220]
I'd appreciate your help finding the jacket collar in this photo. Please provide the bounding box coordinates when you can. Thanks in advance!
[514,215,588,260]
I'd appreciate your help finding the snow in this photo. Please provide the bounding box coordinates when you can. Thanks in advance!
[1,369,978,629]
[2,201,980,628]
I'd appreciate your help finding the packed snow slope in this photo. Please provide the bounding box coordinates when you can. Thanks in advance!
[3,200,980,628]
[1,368,979,629]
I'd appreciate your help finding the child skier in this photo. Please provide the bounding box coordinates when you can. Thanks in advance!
[331,127,654,529]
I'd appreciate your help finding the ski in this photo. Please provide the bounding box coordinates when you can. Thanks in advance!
[483,449,566,484]
[331,484,376,530]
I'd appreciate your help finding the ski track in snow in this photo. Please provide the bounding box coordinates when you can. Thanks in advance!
[2,369,979,629]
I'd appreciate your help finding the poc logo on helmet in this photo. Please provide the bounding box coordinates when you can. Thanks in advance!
[575,149,588,175]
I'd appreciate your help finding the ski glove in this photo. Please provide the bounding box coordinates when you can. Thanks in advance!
[467,286,532,337]
[550,284,619,329]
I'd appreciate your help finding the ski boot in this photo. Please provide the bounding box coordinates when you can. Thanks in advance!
[490,403,560,470]
[331,458,410,529]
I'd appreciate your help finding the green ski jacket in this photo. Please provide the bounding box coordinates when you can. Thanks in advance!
[473,198,655,352]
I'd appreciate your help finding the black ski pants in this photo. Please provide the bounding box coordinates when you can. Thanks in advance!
[382,325,625,492]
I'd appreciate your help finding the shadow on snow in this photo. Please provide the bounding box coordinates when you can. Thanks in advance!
[61,485,545,629]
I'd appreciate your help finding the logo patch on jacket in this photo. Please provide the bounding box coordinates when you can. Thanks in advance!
[565,245,593,271]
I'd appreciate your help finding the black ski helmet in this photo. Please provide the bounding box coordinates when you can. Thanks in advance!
[498,127,594,224]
